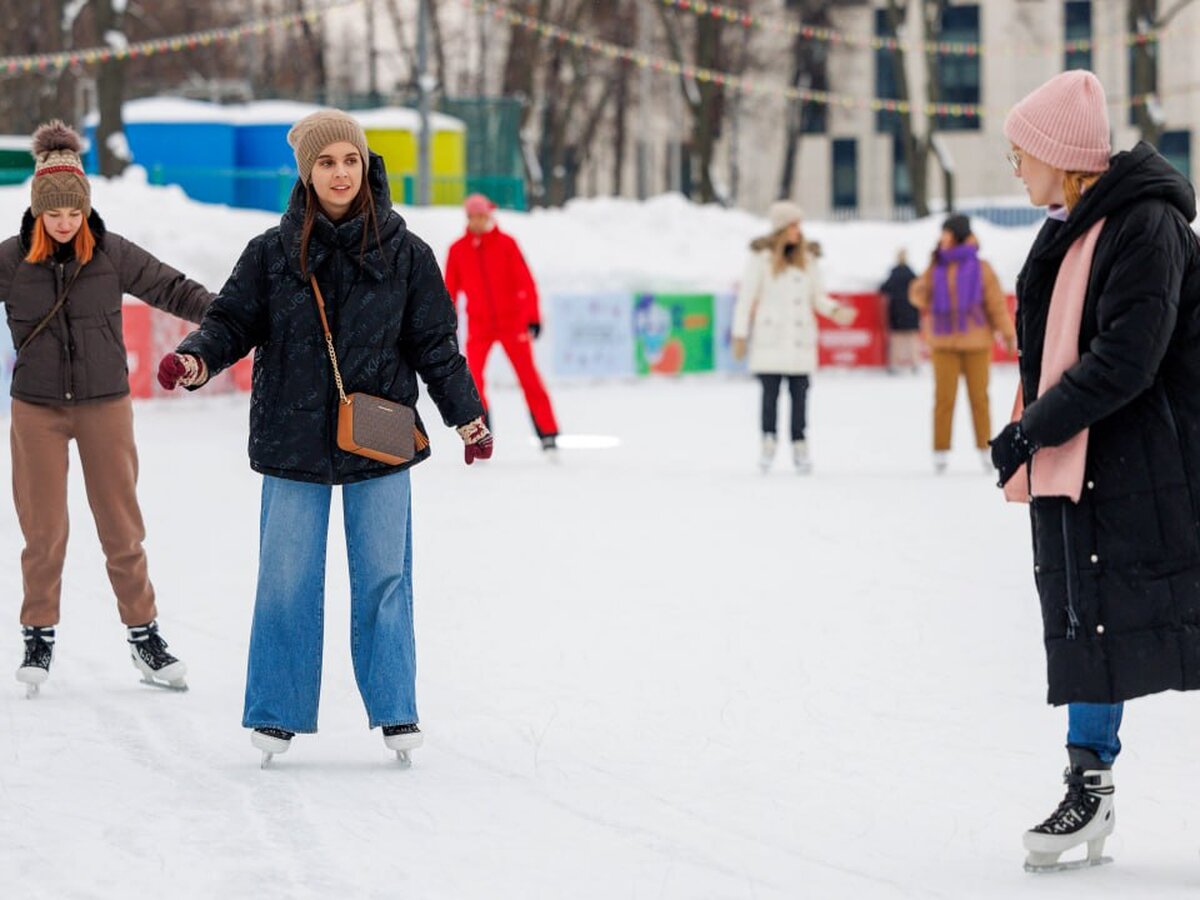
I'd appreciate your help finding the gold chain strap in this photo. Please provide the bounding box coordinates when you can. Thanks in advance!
[311,275,351,406]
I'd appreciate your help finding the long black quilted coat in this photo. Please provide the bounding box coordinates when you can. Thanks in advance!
[178,154,482,484]
[1015,142,1200,705]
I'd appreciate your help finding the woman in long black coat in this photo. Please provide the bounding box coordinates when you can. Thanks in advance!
[992,71,1200,870]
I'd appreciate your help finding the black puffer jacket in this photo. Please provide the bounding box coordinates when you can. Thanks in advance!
[178,153,482,485]
[0,210,211,405]
[1015,142,1200,705]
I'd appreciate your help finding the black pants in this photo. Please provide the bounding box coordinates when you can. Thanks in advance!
[759,374,810,441]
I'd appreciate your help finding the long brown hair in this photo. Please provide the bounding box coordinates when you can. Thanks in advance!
[25,213,95,265]
[298,172,385,279]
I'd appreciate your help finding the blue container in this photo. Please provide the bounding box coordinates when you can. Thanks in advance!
[86,99,237,205]
[231,103,319,212]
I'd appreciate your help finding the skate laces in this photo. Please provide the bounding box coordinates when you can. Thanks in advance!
[1033,769,1112,834]
[127,621,177,668]
[255,727,294,742]
[383,723,420,737]
[21,626,54,667]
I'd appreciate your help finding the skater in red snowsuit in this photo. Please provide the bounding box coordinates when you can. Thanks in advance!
[444,194,560,452]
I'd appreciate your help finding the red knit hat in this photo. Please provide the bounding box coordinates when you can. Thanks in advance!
[1003,70,1111,173]
[464,193,495,217]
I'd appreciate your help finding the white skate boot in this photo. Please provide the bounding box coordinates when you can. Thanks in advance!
[127,621,188,690]
[1023,747,1115,873]
[251,727,294,768]
[16,626,54,698]
[933,450,949,475]
[383,723,423,768]
[792,440,812,475]
[759,434,778,473]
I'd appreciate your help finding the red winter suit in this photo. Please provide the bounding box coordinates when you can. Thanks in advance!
[444,225,559,437]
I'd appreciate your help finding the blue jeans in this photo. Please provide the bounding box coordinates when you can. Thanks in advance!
[243,472,417,733]
[1067,702,1124,764]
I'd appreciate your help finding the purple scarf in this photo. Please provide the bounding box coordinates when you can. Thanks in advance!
[931,244,985,336]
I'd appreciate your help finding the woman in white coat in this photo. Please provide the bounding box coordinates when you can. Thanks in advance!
[733,201,855,473]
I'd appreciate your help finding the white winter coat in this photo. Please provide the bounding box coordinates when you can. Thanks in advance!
[732,250,841,374]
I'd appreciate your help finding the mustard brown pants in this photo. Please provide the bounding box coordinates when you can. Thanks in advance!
[11,396,157,627]
[931,348,992,451]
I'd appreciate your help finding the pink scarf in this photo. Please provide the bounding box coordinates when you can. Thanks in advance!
[1004,217,1106,504]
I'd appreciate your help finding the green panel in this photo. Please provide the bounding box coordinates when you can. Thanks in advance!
[634,294,715,375]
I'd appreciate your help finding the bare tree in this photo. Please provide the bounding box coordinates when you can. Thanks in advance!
[778,1,838,201]
[1129,0,1198,146]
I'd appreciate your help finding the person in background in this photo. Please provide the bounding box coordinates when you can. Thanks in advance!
[880,249,920,373]
[157,110,489,765]
[444,193,560,456]
[0,121,212,695]
[990,70,1200,873]
[909,214,1015,474]
[732,200,856,474]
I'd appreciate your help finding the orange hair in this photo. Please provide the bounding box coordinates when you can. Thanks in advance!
[1064,171,1104,212]
[25,214,95,265]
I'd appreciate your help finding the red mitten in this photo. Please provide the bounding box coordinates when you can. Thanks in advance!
[457,418,494,465]
[157,353,207,390]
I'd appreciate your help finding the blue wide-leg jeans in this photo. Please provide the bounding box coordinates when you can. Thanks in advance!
[242,471,417,733]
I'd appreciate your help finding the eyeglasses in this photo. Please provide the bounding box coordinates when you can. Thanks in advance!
[1005,149,1023,173]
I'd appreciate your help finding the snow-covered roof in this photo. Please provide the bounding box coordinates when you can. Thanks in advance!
[0,136,31,153]
[84,97,234,126]
[353,107,465,133]
[225,101,324,126]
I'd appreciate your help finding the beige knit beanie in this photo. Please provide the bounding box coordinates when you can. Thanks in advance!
[287,110,370,185]
[768,200,804,232]
[30,120,91,217]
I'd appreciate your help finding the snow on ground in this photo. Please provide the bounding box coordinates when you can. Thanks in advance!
[3,175,1200,897]
[4,370,1200,898]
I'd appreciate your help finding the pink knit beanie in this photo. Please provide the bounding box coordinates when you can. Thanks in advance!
[464,193,495,217]
[1003,70,1111,173]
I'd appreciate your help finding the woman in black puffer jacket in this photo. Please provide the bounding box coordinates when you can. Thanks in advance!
[160,110,489,765]
[991,70,1200,871]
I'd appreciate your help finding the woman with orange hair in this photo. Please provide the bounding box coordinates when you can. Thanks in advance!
[0,120,212,696]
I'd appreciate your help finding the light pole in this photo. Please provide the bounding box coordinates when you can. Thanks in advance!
[416,0,433,206]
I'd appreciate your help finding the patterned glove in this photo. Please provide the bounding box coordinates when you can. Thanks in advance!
[989,421,1038,488]
[157,353,207,390]
[457,417,494,465]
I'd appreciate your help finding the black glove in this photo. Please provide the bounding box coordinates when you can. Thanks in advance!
[528,322,542,340]
[989,421,1038,488]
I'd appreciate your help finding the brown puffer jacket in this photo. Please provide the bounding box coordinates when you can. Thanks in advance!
[0,209,212,405]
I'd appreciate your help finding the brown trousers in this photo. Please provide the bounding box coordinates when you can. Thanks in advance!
[12,396,157,627]
[931,348,992,451]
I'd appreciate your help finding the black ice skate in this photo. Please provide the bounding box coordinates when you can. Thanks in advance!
[1023,747,1115,873]
[16,626,54,698]
[541,434,559,462]
[382,723,423,767]
[127,621,188,691]
[251,727,295,768]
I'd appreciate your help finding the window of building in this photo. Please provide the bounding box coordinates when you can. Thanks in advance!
[893,135,912,209]
[875,8,902,135]
[934,5,981,132]
[832,138,858,211]
[1064,2,1093,71]
[1160,130,1191,180]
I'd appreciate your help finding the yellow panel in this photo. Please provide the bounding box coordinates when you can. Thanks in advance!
[363,128,417,176]
[431,130,465,177]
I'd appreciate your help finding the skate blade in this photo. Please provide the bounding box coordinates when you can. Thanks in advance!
[24,682,39,699]
[139,675,189,692]
[260,751,274,769]
[1024,854,1113,874]
[395,750,412,768]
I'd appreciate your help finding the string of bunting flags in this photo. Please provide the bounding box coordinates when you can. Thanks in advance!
[0,0,364,77]
[656,0,1172,58]
[472,0,1179,119]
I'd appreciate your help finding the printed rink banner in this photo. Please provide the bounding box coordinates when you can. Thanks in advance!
[634,293,715,375]
[550,293,636,378]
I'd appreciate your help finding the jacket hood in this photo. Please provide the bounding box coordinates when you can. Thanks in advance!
[279,150,405,281]
[18,207,106,256]
[1036,141,1196,259]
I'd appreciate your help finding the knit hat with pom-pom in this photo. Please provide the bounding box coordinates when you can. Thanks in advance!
[30,120,90,217]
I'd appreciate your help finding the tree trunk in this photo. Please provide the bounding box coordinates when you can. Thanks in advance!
[612,59,629,195]
[94,0,128,178]
[778,1,833,200]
